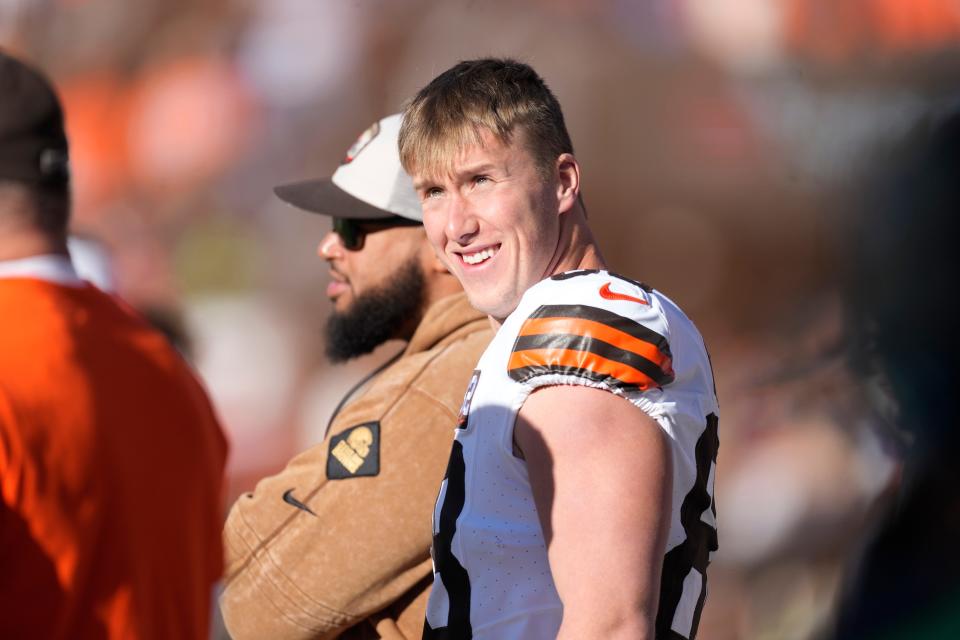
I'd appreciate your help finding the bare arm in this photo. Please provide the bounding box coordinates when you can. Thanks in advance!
[515,385,672,640]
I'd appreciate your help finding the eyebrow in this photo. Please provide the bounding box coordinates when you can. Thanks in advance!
[413,162,500,190]
[412,177,434,191]
[467,157,513,179]
[459,161,498,175]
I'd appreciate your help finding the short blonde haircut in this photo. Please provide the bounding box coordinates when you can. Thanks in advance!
[399,58,574,180]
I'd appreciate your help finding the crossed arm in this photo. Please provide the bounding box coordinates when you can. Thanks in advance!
[220,395,457,640]
[514,384,673,640]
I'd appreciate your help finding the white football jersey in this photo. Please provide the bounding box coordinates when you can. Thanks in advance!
[424,270,719,639]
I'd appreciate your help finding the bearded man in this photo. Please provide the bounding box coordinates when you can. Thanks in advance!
[220,114,492,640]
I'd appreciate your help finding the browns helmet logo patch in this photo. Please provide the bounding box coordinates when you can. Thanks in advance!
[327,421,380,479]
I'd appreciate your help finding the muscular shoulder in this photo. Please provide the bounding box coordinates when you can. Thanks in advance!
[506,270,675,394]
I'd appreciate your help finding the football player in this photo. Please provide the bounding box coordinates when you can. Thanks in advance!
[399,58,720,640]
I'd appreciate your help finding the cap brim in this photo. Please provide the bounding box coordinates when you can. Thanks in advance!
[273,178,396,220]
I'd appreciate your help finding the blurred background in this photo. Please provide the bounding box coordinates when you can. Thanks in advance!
[4,1,960,638]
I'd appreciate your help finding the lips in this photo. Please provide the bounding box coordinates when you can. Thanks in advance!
[457,243,500,267]
[326,280,348,298]
[327,270,348,299]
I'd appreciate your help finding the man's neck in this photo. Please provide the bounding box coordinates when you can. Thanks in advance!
[488,207,606,330]
[0,229,69,262]
[545,205,606,279]
[420,273,466,324]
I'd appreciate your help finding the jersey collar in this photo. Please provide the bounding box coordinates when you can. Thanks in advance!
[0,253,83,286]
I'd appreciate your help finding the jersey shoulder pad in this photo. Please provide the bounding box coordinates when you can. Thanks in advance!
[508,275,674,392]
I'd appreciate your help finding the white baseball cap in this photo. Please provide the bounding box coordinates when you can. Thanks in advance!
[273,113,422,222]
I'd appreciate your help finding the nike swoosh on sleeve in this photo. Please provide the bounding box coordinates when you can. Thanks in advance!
[599,282,648,305]
[282,489,317,516]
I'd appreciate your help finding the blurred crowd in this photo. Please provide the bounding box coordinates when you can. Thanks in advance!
[4,1,960,638]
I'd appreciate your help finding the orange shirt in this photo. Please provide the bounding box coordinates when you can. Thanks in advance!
[0,277,227,639]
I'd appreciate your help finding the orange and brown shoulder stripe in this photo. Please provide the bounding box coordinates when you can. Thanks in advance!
[508,304,674,392]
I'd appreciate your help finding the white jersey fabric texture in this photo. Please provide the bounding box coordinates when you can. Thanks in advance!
[423,270,720,640]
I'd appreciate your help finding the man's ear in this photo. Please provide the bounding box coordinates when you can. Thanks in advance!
[555,153,580,215]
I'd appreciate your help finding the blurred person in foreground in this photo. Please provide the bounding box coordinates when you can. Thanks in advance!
[834,109,960,639]
[66,233,194,359]
[399,58,720,639]
[0,50,227,639]
[220,114,492,639]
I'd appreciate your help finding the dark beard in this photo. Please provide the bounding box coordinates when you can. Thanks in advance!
[324,257,425,362]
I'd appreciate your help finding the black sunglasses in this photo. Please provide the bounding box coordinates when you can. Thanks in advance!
[333,216,422,251]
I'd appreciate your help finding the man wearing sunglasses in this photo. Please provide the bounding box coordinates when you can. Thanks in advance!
[220,114,492,640]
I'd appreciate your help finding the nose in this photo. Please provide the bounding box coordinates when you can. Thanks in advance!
[317,230,342,260]
[445,192,479,246]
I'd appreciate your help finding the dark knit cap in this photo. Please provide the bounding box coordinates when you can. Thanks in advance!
[0,49,69,185]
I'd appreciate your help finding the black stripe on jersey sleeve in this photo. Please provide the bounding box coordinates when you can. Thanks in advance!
[513,332,674,387]
[527,304,672,357]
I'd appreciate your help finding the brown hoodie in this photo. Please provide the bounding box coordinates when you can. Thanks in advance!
[221,292,492,639]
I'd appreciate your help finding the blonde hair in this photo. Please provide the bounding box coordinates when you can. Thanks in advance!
[399,58,574,180]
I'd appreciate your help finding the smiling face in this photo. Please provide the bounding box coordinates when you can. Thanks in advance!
[415,129,568,322]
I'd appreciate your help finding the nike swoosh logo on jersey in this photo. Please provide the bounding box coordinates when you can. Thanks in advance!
[599,282,648,305]
[282,489,316,516]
